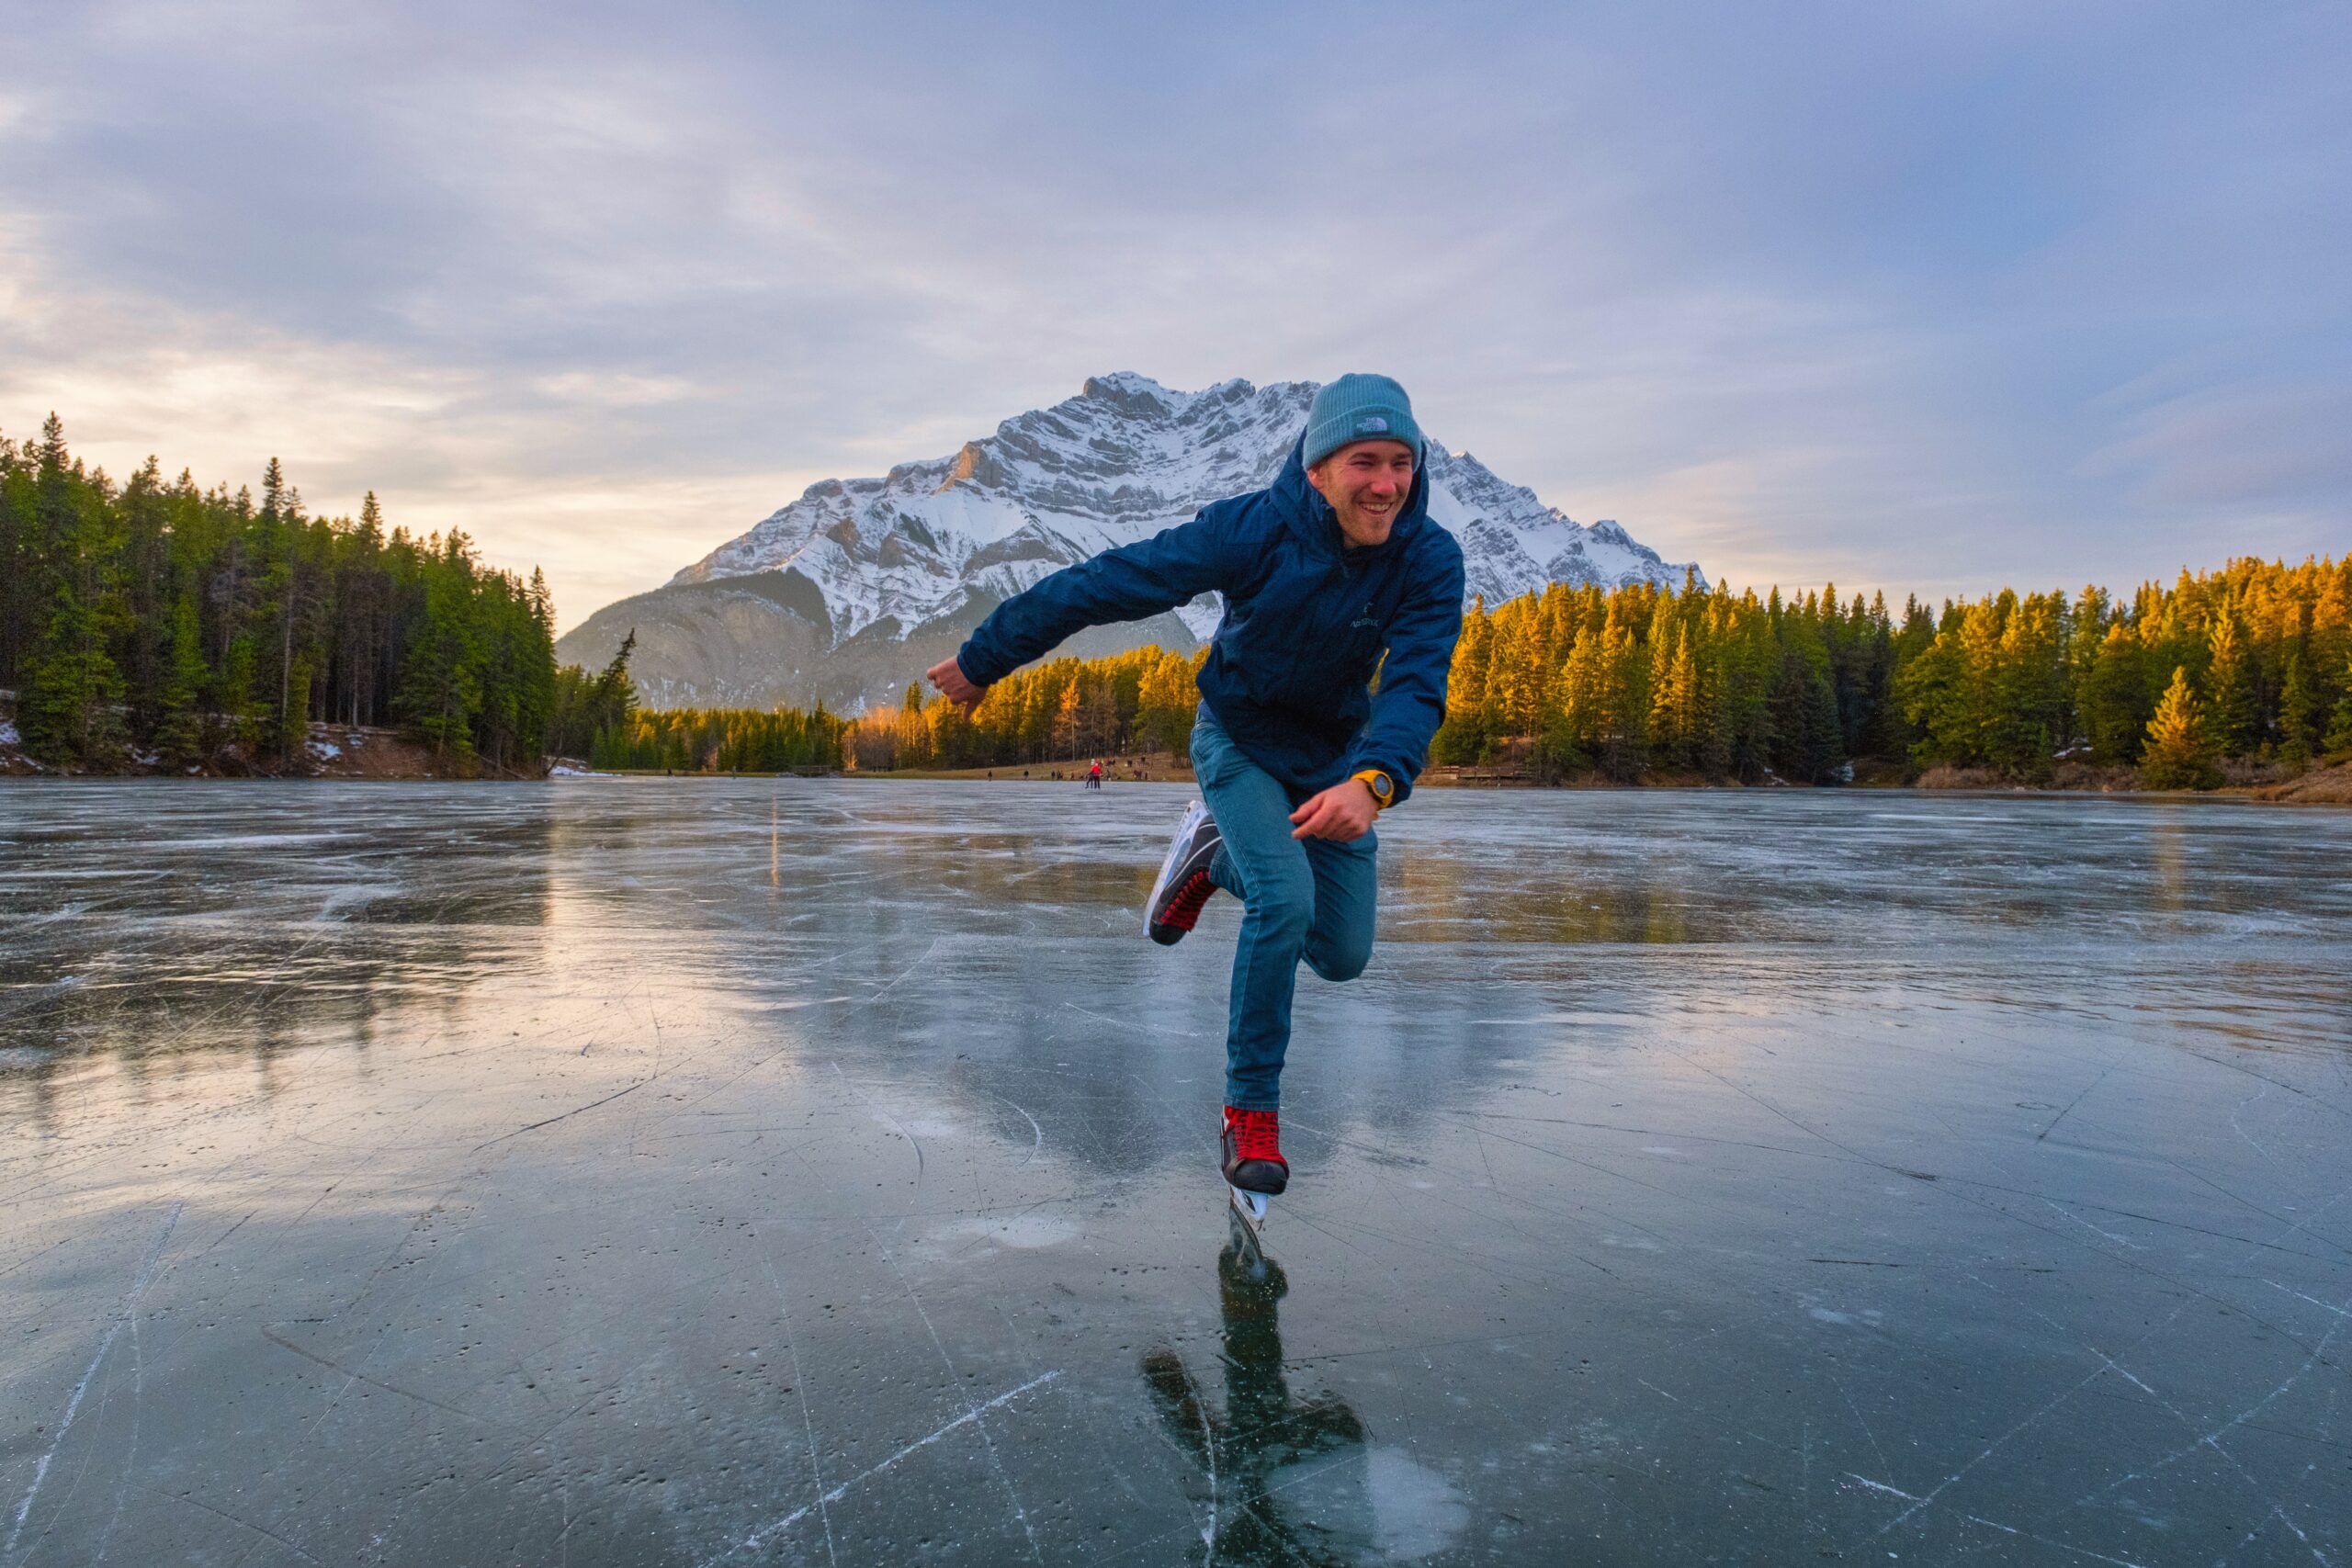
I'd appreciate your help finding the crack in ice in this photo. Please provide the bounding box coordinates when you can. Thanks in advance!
[705,1371,1062,1565]
[6,1202,181,1565]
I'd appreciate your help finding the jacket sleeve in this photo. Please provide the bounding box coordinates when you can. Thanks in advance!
[956,508,1242,686]
[1340,539,1465,805]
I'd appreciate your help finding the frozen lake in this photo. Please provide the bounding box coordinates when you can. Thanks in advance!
[3,781,2349,1567]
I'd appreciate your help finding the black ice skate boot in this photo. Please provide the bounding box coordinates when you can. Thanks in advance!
[1221,1106,1289,1196]
[1145,799,1223,946]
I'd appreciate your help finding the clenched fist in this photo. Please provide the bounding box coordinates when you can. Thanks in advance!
[1288,778,1378,841]
[926,655,986,713]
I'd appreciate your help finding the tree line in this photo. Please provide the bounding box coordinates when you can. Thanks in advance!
[0,416,584,773]
[1432,555,2352,784]
[588,695,848,773]
[836,646,1206,773]
[623,553,2346,786]
[14,410,2335,795]
[816,554,2347,786]
[585,646,1206,775]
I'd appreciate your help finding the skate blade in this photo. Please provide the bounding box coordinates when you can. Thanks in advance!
[1227,1185,1271,1273]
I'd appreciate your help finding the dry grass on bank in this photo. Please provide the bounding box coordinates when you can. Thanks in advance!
[2252,762,2352,805]
[0,705,537,780]
[1918,754,2351,802]
[857,751,1193,784]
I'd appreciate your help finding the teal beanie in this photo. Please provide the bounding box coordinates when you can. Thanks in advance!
[1302,373,1422,468]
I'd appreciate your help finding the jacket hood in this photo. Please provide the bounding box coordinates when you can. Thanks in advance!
[1270,434,1432,561]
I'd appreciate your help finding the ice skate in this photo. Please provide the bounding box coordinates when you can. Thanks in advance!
[1222,1107,1283,1270]
[1145,798,1223,945]
[1222,1105,1287,1192]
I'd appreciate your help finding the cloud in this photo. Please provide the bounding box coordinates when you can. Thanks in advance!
[0,219,814,628]
[3,0,2346,624]
[2086,375,2352,513]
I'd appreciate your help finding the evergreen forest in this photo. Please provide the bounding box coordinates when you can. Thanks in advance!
[819,556,2352,786]
[1430,556,2352,784]
[0,417,611,773]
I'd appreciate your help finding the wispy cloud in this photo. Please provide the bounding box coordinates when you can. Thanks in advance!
[3,0,2346,627]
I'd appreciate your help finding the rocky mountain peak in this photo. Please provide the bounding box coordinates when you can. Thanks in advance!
[561,374,1702,712]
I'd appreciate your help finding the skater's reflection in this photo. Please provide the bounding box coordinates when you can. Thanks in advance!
[1141,1243,1372,1566]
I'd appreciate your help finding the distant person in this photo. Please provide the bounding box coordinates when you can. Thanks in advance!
[929,375,1464,1203]
[1088,759,1104,790]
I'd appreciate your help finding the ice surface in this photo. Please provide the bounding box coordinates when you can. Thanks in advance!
[2,783,2348,1565]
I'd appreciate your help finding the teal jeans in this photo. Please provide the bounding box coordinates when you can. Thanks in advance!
[1190,705,1379,1111]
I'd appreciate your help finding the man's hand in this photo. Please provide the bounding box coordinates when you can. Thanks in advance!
[1289,778,1378,841]
[926,655,986,713]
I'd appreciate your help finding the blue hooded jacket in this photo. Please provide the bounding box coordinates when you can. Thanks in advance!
[956,436,1466,805]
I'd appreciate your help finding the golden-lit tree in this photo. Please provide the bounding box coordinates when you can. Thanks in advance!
[2140,666,2221,790]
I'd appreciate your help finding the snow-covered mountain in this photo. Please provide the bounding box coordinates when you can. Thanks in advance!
[557,373,1702,713]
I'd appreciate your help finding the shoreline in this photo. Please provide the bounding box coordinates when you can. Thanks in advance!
[6,732,2346,805]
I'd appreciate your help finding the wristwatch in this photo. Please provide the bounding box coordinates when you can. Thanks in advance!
[1351,769,1395,810]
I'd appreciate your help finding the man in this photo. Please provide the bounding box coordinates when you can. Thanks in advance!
[928,374,1465,1199]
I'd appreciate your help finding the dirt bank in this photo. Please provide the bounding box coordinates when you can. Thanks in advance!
[0,711,543,780]
[2251,762,2352,805]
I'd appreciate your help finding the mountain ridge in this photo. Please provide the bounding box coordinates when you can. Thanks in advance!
[557,373,1702,712]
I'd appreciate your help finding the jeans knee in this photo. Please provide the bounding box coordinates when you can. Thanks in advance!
[1305,934,1371,983]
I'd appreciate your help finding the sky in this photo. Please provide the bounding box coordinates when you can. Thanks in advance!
[3,0,2346,630]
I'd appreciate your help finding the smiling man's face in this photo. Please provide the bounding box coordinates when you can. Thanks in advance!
[1306,439,1417,549]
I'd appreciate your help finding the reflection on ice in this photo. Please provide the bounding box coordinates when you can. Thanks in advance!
[1145,1245,1470,1565]
[1,781,2348,1565]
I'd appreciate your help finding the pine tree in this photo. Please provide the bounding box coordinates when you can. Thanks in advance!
[2324,655,2352,761]
[2277,649,2320,763]
[1596,617,1646,781]
[2141,666,2221,790]
[1432,598,1493,763]
[153,590,209,769]
[1769,648,1842,783]
[1540,624,1600,775]
[21,576,125,765]
[1648,623,1698,773]
[18,417,126,765]
[2079,622,2152,763]
[119,457,171,734]
[2201,610,2258,755]
[217,634,260,757]
[1985,592,2064,778]
[396,562,484,765]
[1051,678,1084,758]
[0,428,26,691]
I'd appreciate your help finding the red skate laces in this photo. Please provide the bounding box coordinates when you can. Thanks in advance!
[1223,1107,1284,1166]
